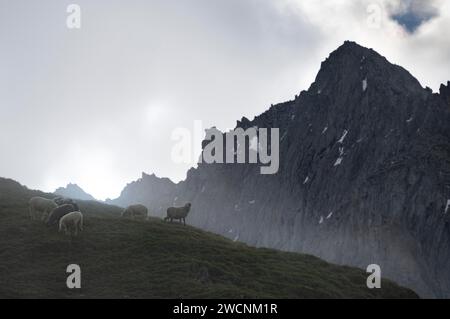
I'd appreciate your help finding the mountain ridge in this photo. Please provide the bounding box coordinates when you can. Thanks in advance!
[109,41,450,297]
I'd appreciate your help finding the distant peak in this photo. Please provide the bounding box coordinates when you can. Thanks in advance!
[54,183,96,201]
[142,172,156,179]
[140,172,176,185]
[66,183,81,188]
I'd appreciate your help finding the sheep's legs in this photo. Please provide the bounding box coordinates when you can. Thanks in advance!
[30,208,38,220]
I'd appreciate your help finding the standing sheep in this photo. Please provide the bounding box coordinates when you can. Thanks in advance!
[46,204,78,226]
[165,203,191,225]
[29,197,57,221]
[59,211,83,236]
[121,204,148,220]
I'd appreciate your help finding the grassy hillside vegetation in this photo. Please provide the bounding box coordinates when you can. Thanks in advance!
[0,177,418,299]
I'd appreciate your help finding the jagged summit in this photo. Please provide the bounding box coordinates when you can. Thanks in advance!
[311,42,424,98]
[140,172,174,183]
[440,81,450,105]
[238,41,428,135]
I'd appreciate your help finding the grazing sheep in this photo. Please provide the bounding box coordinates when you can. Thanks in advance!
[59,211,83,236]
[47,204,78,226]
[29,197,57,221]
[53,196,65,205]
[53,197,79,211]
[165,203,191,225]
[121,204,148,220]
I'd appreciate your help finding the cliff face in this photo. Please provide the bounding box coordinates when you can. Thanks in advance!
[111,42,450,297]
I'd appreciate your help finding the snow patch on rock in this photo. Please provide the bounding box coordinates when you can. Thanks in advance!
[338,130,348,144]
[334,157,343,166]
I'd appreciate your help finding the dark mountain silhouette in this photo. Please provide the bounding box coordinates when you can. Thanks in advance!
[54,183,96,201]
[109,41,450,297]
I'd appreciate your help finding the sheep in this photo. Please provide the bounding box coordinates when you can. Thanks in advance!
[165,203,191,225]
[59,211,83,236]
[53,196,65,205]
[121,204,148,220]
[53,197,79,211]
[29,197,57,221]
[46,204,78,226]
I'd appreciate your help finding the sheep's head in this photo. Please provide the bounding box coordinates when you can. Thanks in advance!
[185,203,192,211]
[53,197,64,205]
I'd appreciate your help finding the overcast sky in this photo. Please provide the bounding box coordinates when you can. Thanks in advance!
[1,0,449,200]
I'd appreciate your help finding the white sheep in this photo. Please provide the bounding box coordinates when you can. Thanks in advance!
[164,203,191,225]
[29,196,57,221]
[59,211,83,236]
[121,204,148,220]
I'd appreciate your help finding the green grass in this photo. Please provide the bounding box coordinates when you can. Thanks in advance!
[0,177,418,299]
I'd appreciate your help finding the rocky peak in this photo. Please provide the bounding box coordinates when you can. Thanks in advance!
[54,183,96,201]
[440,81,450,106]
[310,41,424,99]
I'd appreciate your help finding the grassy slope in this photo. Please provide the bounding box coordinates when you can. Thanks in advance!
[0,178,418,299]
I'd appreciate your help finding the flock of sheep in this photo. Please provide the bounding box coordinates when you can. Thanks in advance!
[29,196,84,236]
[28,196,192,237]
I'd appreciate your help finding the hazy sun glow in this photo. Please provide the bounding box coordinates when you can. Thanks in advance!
[41,146,124,201]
